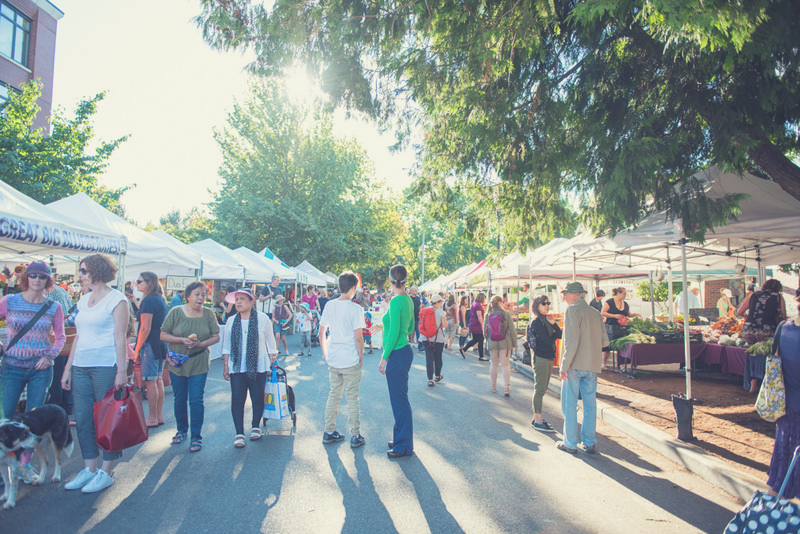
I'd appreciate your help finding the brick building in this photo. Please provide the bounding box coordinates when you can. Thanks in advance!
[0,0,62,131]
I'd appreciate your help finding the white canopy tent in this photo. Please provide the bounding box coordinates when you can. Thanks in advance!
[0,181,126,268]
[234,247,296,282]
[188,239,272,283]
[420,274,449,293]
[149,230,244,281]
[295,260,336,286]
[48,193,199,282]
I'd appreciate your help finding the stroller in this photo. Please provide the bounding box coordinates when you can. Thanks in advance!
[262,364,296,429]
[310,310,321,347]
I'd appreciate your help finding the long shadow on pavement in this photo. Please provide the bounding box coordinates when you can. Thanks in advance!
[326,445,396,533]
[396,456,465,534]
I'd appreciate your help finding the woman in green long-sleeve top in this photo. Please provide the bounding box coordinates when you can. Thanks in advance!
[377,264,416,458]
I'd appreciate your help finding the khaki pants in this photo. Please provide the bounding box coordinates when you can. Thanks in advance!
[324,364,362,436]
[531,356,553,415]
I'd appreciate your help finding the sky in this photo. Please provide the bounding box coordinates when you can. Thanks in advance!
[51,0,417,227]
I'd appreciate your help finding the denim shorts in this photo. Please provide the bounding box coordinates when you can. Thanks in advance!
[141,342,165,381]
[273,322,282,334]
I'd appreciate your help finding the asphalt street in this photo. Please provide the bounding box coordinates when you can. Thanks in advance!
[2,336,744,533]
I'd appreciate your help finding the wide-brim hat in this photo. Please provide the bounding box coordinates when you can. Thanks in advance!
[561,281,586,294]
[275,294,286,302]
[225,288,255,304]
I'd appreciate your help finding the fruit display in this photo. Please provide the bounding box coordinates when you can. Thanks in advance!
[710,317,743,334]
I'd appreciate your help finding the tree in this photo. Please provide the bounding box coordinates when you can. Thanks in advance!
[637,281,683,314]
[144,208,214,244]
[0,80,131,215]
[195,0,800,243]
[209,78,403,274]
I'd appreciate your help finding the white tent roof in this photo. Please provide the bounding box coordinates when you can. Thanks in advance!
[48,193,199,281]
[150,230,244,281]
[295,260,336,285]
[188,239,274,283]
[0,180,126,264]
[233,247,296,281]
[420,274,448,292]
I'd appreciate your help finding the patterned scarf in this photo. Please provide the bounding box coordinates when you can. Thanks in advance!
[231,311,259,380]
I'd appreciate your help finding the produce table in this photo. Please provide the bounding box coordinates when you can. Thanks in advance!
[616,342,707,369]
[695,343,747,376]
[615,342,748,376]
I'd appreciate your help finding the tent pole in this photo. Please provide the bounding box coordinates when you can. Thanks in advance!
[649,271,656,321]
[681,239,691,400]
[667,248,674,323]
[572,253,576,282]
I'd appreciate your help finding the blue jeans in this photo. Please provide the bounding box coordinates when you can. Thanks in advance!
[0,363,53,418]
[171,371,207,441]
[72,366,122,461]
[386,345,414,454]
[561,369,598,449]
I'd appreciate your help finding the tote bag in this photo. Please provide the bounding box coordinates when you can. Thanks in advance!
[755,322,786,423]
[94,385,148,452]
[263,369,290,419]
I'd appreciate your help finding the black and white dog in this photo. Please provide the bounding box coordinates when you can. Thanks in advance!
[0,404,73,509]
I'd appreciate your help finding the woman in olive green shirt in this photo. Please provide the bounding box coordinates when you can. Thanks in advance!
[160,282,220,452]
[378,265,416,458]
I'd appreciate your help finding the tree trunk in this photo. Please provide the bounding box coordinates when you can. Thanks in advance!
[747,138,800,201]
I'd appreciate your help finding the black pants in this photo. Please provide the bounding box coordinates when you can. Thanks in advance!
[230,372,267,435]
[463,332,485,358]
[48,354,73,414]
[424,342,444,380]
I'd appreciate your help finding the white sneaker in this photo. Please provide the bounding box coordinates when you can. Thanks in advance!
[64,468,97,490]
[81,469,114,494]
[19,464,38,484]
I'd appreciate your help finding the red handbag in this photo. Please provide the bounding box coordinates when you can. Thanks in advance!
[93,385,148,452]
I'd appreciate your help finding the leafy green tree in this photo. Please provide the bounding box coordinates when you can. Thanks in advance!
[0,80,130,215]
[637,281,683,314]
[145,208,214,244]
[196,0,800,242]
[210,78,402,274]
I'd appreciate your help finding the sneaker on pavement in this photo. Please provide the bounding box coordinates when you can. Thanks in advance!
[64,468,97,490]
[322,431,345,444]
[19,463,38,484]
[350,435,366,448]
[82,469,114,493]
[532,420,556,433]
[580,443,597,454]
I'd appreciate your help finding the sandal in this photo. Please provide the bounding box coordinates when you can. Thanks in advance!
[190,440,202,453]
[504,386,510,397]
[250,428,262,441]
[427,380,435,387]
[171,432,186,445]
[435,375,443,382]
[234,434,246,448]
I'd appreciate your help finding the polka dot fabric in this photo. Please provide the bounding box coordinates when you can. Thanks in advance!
[725,493,800,533]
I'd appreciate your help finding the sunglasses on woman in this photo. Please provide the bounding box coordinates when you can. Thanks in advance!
[27,273,48,280]
[79,268,87,275]
[136,279,144,284]
[541,301,551,306]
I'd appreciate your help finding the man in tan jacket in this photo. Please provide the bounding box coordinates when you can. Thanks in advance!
[557,282,609,454]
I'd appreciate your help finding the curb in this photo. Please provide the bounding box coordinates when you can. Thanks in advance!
[510,359,766,502]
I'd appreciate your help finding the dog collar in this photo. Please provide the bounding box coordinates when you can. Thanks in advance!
[6,452,14,458]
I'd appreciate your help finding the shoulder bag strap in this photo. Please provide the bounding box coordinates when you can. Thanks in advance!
[5,299,55,352]
[775,321,785,358]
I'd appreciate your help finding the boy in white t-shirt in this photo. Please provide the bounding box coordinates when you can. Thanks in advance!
[319,271,366,448]
[296,303,313,356]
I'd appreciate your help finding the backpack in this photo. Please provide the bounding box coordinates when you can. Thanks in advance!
[487,312,505,341]
[418,307,439,341]
[526,319,538,354]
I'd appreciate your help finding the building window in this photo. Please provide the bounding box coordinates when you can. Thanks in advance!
[0,2,30,67]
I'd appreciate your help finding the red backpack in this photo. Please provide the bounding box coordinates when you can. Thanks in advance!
[418,307,439,341]
[487,311,505,341]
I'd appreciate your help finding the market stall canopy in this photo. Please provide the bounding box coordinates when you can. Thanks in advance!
[258,247,291,269]
[48,193,199,280]
[0,180,126,263]
[150,230,244,280]
[295,260,336,286]
[420,274,448,293]
[188,239,272,283]
[468,251,524,286]
[233,247,295,281]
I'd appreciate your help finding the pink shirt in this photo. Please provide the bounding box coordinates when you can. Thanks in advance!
[302,293,318,310]
[0,294,66,368]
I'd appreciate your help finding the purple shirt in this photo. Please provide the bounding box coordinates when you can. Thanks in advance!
[468,301,485,333]
[777,321,800,411]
